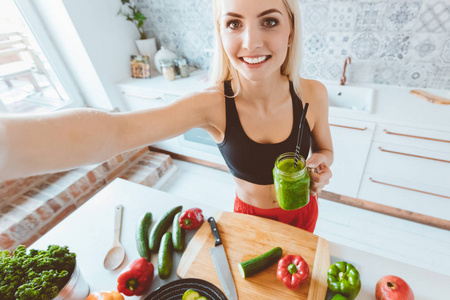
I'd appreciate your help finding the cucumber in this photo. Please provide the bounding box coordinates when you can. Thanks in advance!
[172,211,185,252]
[158,232,173,279]
[149,205,183,252]
[238,247,283,278]
[182,289,200,300]
[135,212,152,261]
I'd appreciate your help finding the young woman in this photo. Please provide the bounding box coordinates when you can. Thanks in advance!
[0,0,332,232]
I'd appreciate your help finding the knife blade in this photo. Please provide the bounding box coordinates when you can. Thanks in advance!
[208,216,238,300]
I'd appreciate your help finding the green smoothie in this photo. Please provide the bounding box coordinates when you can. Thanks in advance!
[273,153,310,210]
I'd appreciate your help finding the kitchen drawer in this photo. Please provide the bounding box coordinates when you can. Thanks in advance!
[373,123,450,153]
[326,117,375,197]
[364,142,450,189]
[358,173,450,220]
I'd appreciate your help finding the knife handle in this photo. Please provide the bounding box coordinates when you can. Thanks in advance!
[208,217,222,246]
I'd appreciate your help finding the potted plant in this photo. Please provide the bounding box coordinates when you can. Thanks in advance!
[117,0,147,40]
[117,0,157,64]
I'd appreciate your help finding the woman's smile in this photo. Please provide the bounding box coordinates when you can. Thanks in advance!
[240,55,272,67]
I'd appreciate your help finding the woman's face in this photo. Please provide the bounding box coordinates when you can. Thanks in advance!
[219,0,292,82]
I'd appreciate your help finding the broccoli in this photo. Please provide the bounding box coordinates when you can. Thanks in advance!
[0,245,76,300]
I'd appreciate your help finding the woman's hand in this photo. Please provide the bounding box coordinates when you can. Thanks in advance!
[306,153,332,196]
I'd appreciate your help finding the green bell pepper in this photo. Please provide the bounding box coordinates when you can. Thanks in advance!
[331,294,348,300]
[327,261,361,300]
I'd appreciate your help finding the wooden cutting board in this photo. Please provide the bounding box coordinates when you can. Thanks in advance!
[178,212,329,300]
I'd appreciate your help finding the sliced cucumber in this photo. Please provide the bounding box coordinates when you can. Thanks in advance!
[149,205,182,252]
[238,247,283,278]
[135,212,152,261]
[172,211,185,252]
[182,289,200,300]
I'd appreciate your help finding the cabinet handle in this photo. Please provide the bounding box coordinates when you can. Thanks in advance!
[329,124,367,131]
[383,129,450,143]
[121,92,162,100]
[369,177,450,199]
[378,147,450,163]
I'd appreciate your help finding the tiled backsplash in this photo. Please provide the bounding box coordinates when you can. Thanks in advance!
[138,0,450,89]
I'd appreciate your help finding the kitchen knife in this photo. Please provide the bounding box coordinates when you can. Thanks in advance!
[208,216,238,300]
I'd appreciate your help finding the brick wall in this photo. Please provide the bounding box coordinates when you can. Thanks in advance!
[0,148,173,251]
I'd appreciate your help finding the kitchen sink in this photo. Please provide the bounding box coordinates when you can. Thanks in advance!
[325,85,374,113]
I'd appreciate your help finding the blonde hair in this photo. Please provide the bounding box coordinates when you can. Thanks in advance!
[209,0,303,98]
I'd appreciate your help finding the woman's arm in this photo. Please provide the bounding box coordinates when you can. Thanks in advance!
[0,91,214,181]
[301,79,334,195]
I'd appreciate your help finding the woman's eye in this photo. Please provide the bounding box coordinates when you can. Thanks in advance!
[262,18,278,28]
[226,20,241,29]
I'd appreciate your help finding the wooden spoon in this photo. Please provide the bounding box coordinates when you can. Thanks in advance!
[103,204,126,270]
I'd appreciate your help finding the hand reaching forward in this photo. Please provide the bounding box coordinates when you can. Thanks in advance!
[306,153,332,196]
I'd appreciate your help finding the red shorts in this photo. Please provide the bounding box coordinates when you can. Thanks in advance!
[233,194,318,233]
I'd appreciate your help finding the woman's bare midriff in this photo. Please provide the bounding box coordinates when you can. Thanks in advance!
[233,176,281,209]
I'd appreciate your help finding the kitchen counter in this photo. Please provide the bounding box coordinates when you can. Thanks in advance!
[31,178,449,299]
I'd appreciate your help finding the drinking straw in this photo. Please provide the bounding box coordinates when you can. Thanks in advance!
[294,102,309,168]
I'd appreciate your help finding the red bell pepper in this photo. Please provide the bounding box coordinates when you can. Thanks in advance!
[179,208,204,230]
[277,255,310,290]
[117,257,154,296]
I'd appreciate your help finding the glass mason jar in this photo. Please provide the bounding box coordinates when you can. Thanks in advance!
[273,152,310,210]
[160,59,176,81]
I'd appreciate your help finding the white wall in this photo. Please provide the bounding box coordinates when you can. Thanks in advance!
[33,0,140,110]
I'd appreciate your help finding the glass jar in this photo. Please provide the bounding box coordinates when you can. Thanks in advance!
[273,152,310,210]
[175,57,190,78]
[160,59,175,81]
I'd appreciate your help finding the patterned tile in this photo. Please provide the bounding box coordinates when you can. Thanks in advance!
[416,1,450,33]
[408,33,443,62]
[304,32,328,57]
[373,61,401,86]
[385,2,421,31]
[429,66,450,89]
[400,62,437,87]
[351,32,381,59]
[302,3,330,32]
[355,1,387,32]
[325,33,352,57]
[324,59,344,80]
[301,58,321,79]
[328,2,356,32]
[379,34,410,61]
[441,37,450,63]
[347,61,377,83]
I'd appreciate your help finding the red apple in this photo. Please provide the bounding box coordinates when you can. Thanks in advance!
[375,275,414,300]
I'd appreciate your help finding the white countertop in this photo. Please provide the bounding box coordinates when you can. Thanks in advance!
[31,178,450,299]
[118,71,450,133]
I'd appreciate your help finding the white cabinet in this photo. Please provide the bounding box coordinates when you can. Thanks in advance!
[325,117,375,197]
[358,123,450,220]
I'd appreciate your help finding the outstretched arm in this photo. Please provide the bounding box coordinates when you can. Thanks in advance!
[0,91,212,181]
[0,108,123,181]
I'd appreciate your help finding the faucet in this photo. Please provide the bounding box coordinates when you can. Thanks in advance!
[340,57,351,86]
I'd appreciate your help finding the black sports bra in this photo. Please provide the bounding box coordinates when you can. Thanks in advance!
[217,80,311,185]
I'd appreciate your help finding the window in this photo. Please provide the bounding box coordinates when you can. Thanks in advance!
[0,0,85,113]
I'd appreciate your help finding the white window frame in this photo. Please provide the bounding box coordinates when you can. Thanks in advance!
[13,0,86,109]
